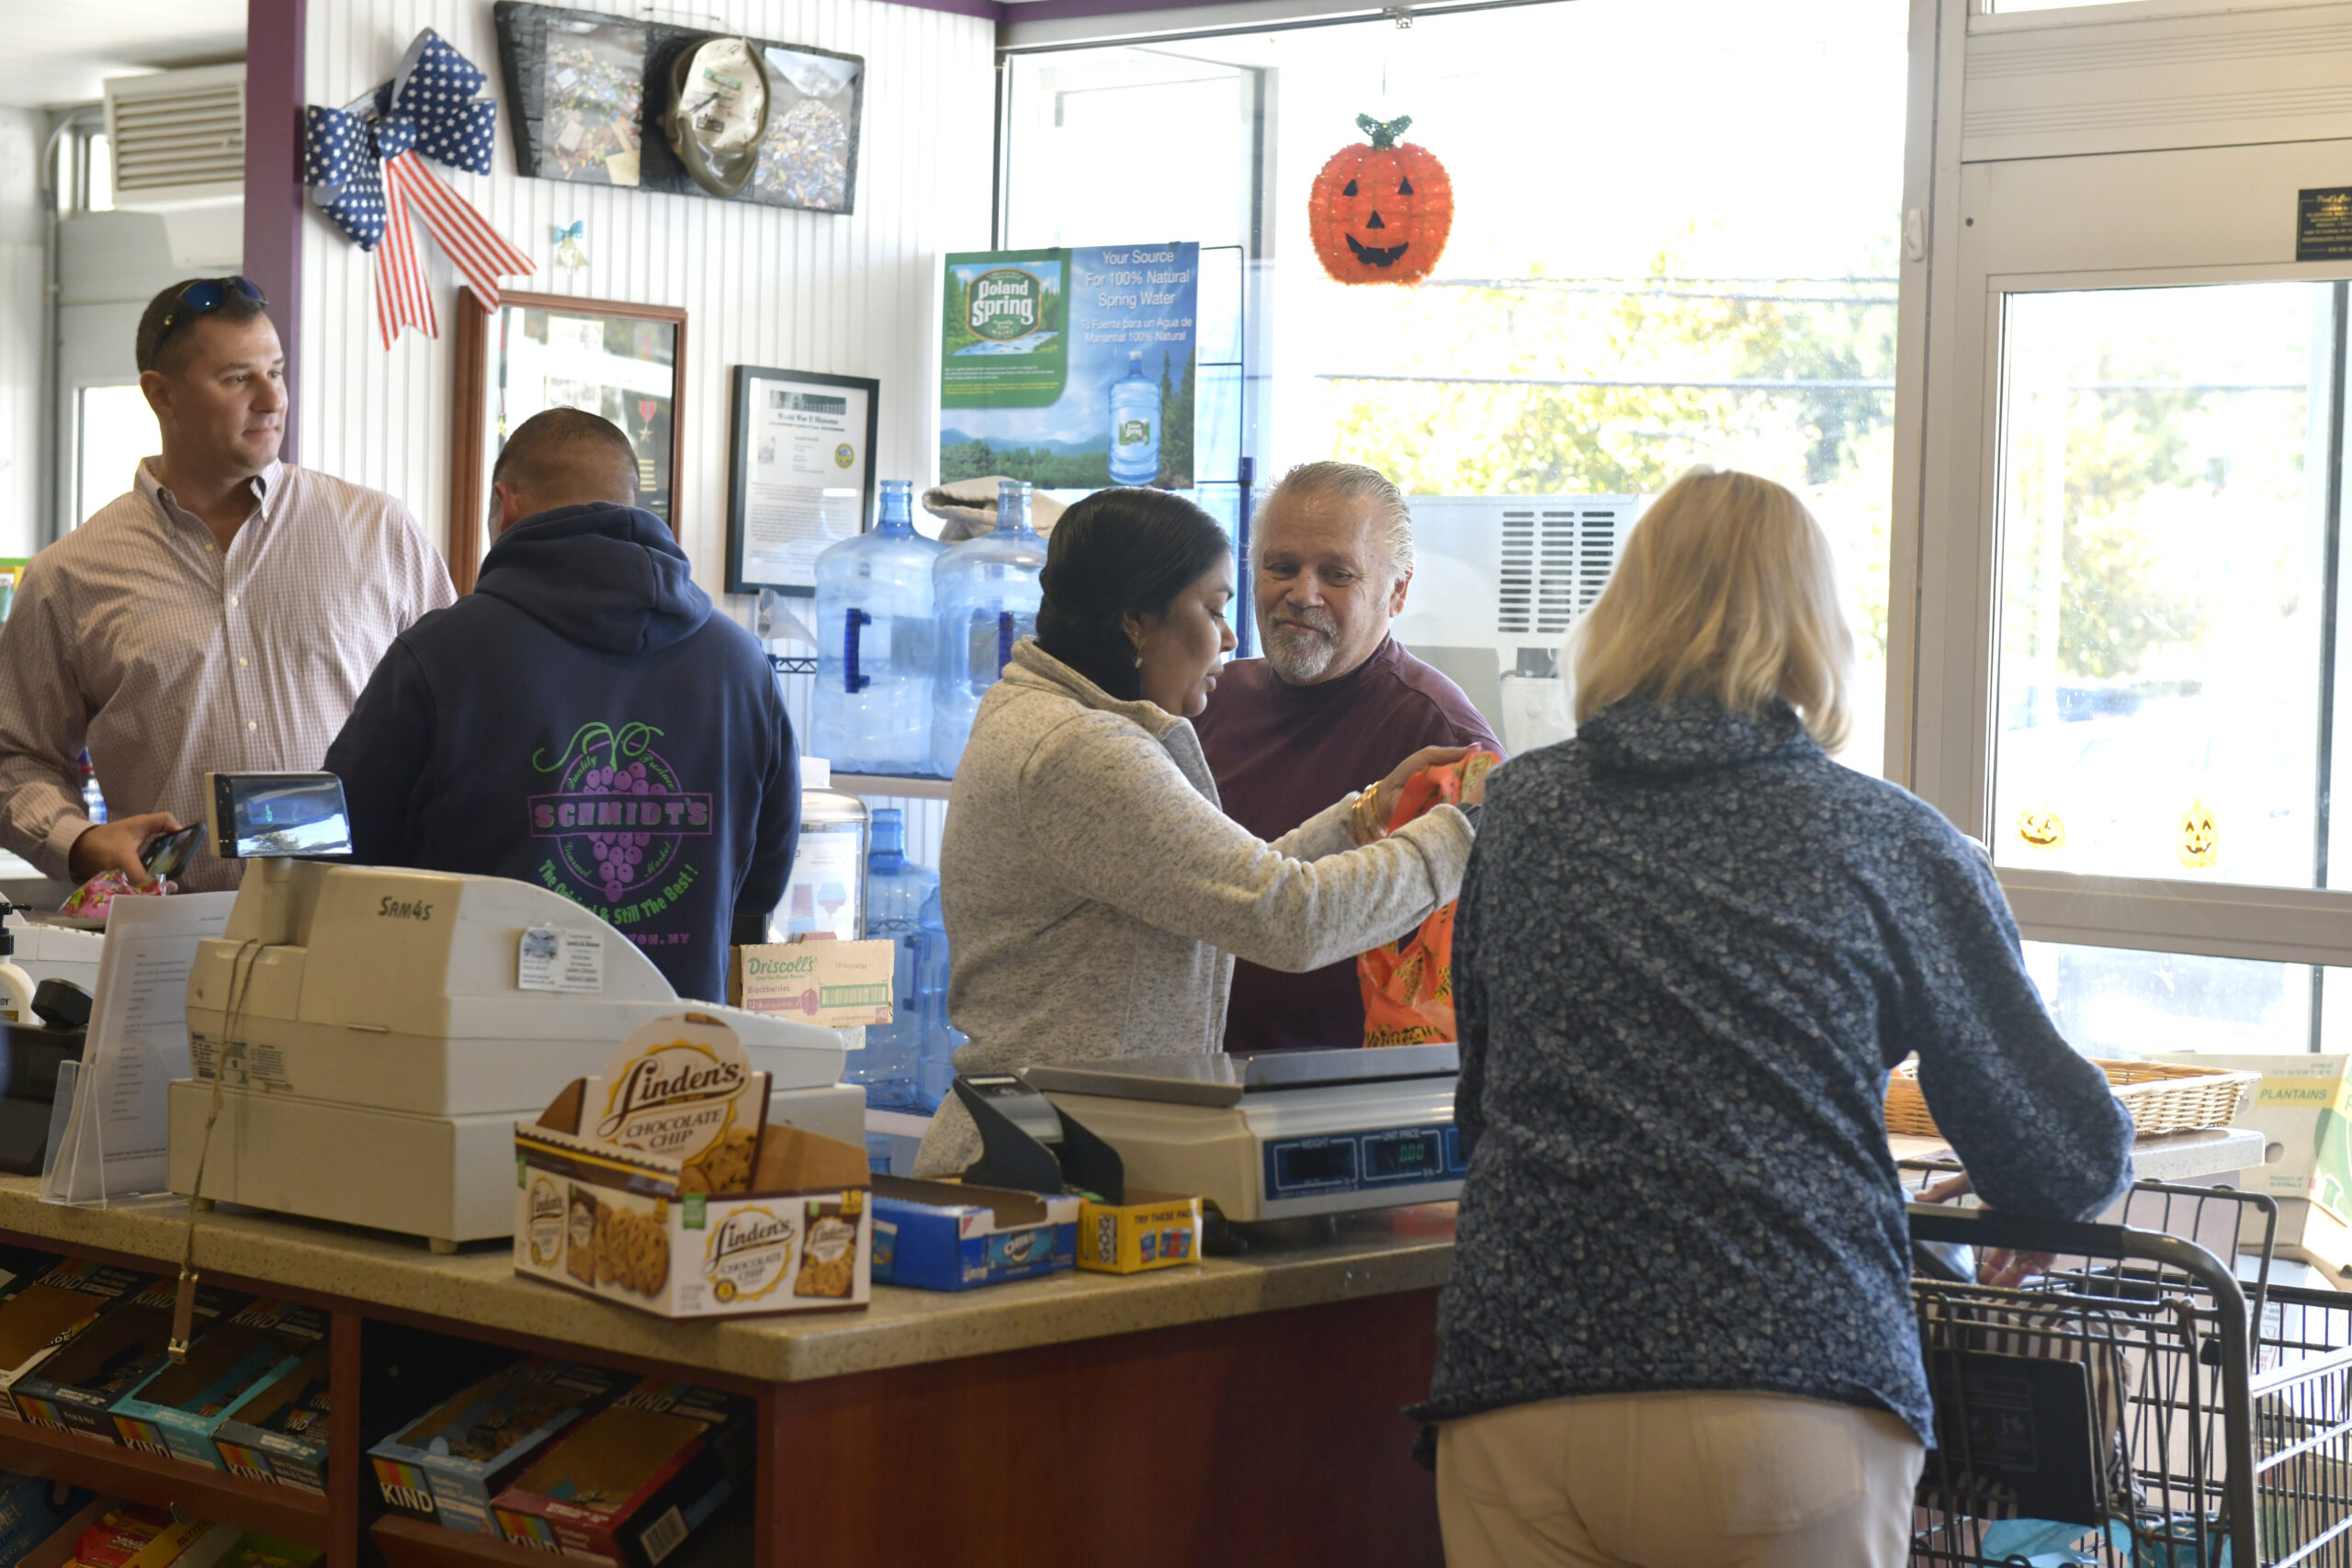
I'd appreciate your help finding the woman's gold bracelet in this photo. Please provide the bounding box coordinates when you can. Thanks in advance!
[1351,787,1387,845]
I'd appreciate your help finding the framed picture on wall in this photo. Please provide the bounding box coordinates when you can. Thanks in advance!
[724,366,880,595]
[449,289,688,592]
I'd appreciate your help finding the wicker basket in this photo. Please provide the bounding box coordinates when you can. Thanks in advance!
[1884,1058,2258,1141]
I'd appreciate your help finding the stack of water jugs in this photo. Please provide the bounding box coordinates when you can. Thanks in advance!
[808,479,1044,1110]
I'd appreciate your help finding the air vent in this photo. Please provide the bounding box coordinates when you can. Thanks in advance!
[1497,505,1630,636]
[105,65,245,200]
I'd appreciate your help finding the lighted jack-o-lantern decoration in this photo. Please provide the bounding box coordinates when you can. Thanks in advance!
[2016,807,2066,850]
[1308,114,1453,286]
[2178,799,2220,869]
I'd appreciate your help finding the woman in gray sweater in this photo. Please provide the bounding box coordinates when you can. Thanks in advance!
[911,488,1480,1177]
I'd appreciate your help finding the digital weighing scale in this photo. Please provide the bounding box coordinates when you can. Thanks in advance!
[1020,1045,1467,1223]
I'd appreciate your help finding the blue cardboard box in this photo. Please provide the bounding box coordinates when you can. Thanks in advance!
[869,1176,1080,1292]
[368,1359,633,1537]
[13,1278,251,1446]
[109,1300,328,1470]
[212,1339,330,1493]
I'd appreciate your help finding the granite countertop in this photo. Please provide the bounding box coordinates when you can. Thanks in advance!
[0,1178,1456,1386]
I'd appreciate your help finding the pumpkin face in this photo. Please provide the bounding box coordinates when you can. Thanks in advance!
[1309,114,1453,286]
[2178,798,2219,868]
[2016,807,2066,850]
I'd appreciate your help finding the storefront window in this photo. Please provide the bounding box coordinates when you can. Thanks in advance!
[1992,283,2338,890]
[2021,941,2352,1056]
[1001,0,1906,769]
[74,383,153,525]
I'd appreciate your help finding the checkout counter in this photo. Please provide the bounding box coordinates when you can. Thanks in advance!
[0,775,2274,1563]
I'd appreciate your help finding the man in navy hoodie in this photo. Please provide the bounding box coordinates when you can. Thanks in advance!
[323,409,797,1004]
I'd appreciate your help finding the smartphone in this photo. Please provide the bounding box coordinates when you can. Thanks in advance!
[138,824,202,881]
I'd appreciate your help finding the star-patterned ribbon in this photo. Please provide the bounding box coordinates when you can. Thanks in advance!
[302,30,534,348]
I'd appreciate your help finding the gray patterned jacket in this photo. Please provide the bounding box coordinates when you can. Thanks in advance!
[1417,698,2132,1443]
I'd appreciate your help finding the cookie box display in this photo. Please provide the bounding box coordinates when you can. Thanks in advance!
[211,1340,331,1493]
[869,1176,1080,1292]
[0,1259,155,1423]
[15,1280,254,1445]
[491,1381,756,1566]
[514,1017,872,1319]
[109,1301,328,1470]
[368,1359,635,1538]
[1076,1190,1205,1275]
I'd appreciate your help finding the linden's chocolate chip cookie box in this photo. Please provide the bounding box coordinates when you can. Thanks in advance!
[514,1013,873,1318]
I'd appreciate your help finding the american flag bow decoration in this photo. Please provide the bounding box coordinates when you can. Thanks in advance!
[302,29,535,348]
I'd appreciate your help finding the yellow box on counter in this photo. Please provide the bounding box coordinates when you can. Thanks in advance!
[728,939,896,1028]
[514,1077,873,1319]
[1076,1190,1203,1274]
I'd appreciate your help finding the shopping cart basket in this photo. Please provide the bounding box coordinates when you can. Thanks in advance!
[1904,1189,2324,1567]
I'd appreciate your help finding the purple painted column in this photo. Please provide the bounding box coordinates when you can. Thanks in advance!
[243,0,306,464]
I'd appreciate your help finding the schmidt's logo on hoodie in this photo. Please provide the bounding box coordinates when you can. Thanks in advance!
[528,720,711,936]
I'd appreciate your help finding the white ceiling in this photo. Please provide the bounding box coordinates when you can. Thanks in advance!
[0,0,244,109]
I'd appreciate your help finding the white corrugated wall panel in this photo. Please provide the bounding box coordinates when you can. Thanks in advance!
[298,0,991,834]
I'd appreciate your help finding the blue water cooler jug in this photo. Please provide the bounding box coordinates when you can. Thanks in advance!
[930,480,1047,777]
[851,807,935,1111]
[810,480,943,775]
[912,883,968,1111]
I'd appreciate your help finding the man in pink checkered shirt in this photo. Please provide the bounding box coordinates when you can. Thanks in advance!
[0,276,455,894]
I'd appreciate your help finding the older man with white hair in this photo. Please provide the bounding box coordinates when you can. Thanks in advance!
[1194,461,1501,1055]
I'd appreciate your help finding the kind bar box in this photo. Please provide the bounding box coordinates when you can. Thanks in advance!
[368,1359,633,1538]
[869,1176,1079,1291]
[1078,1190,1204,1275]
[15,1279,253,1445]
[213,1339,331,1493]
[492,1381,757,1566]
[2154,1053,2352,1222]
[514,1016,872,1319]
[0,1258,152,1422]
[729,939,895,1029]
[110,1300,328,1470]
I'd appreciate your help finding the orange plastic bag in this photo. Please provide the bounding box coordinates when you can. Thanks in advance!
[1357,751,1500,1048]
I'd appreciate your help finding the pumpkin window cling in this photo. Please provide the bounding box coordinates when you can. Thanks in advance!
[1308,114,1454,287]
[2177,798,2219,869]
[2015,806,2066,850]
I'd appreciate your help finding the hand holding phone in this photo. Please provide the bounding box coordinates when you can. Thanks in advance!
[139,824,202,883]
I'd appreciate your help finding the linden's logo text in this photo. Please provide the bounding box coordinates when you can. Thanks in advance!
[596,1049,747,1139]
[710,1210,793,1263]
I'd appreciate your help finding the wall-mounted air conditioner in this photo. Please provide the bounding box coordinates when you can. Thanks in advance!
[103,62,245,268]
[1389,494,1645,756]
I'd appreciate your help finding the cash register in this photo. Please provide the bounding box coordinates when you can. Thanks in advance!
[1018,1044,1468,1223]
[166,773,862,1250]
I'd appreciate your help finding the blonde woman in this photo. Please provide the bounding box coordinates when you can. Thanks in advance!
[1415,469,2130,1568]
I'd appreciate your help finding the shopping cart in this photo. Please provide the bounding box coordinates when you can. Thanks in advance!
[1904,1178,2352,1567]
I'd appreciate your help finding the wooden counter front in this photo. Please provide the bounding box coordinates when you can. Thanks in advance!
[0,1179,1454,1565]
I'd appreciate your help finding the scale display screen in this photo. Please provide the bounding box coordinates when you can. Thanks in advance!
[1262,1123,1470,1201]
[1365,1130,1442,1179]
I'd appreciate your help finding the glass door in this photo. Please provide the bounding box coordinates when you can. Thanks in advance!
[1914,135,2352,1054]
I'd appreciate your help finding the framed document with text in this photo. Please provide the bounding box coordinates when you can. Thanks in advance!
[725,366,880,594]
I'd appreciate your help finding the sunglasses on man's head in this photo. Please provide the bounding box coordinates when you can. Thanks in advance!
[146,276,268,367]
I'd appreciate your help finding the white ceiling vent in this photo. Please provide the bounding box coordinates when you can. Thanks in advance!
[105,63,245,208]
